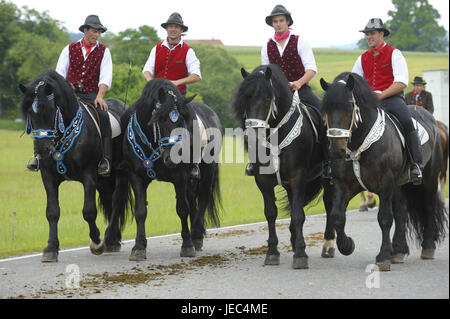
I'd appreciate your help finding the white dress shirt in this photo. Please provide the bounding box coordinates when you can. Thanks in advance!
[142,39,202,79]
[352,42,409,88]
[261,31,318,74]
[55,39,113,89]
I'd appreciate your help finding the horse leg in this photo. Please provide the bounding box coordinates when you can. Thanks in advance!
[330,184,355,257]
[290,190,309,269]
[41,177,61,262]
[359,192,368,212]
[375,191,394,271]
[82,178,104,255]
[322,182,336,258]
[189,178,205,251]
[129,174,148,261]
[255,179,279,265]
[391,189,409,264]
[175,181,195,258]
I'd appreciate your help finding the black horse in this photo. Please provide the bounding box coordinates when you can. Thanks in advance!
[320,72,448,271]
[115,78,223,261]
[233,65,325,269]
[20,69,130,262]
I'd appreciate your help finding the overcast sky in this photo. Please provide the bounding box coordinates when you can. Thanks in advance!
[9,0,450,47]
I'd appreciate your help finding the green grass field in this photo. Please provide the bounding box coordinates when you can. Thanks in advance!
[1,47,448,258]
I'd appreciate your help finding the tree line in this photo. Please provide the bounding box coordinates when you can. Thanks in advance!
[0,0,241,127]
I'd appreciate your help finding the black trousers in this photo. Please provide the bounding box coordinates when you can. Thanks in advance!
[77,92,111,138]
[381,95,415,134]
[298,85,322,113]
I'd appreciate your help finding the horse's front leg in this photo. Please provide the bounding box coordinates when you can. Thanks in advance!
[174,180,195,257]
[330,183,355,257]
[391,189,409,264]
[255,178,279,265]
[82,176,104,256]
[321,182,336,258]
[41,174,62,262]
[129,173,148,261]
[376,189,394,271]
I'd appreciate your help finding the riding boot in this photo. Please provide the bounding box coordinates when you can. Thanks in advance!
[190,163,201,180]
[98,137,112,176]
[406,130,423,185]
[245,163,256,176]
[26,154,40,172]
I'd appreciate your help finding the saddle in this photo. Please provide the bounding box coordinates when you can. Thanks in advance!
[78,98,121,138]
[384,109,429,148]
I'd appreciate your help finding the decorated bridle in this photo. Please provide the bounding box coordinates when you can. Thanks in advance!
[126,90,184,179]
[25,80,84,175]
[324,80,363,142]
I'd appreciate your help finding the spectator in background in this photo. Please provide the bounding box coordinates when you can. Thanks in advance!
[405,76,434,114]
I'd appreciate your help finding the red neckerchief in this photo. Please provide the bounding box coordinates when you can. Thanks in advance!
[81,38,96,56]
[167,37,183,48]
[368,42,386,55]
[274,28,291,42]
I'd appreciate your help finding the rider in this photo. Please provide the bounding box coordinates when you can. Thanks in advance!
[245,4,332,180]
[352,18,423,185]
[27,15,113,176]
[405,76,434,114]
[142,12,202,180]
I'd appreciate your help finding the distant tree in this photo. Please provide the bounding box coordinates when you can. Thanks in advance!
[357,0,447,52]
[187,44,242,128]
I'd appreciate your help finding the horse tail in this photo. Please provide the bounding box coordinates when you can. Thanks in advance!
[200,162,222,228]
[114,161,135,232]
[304,176,324,207]
[402,183,448,246]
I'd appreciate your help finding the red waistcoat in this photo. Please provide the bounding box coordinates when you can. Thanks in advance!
[267,35,305,82]
[154,42,191,94]
[67,41,106,94]
[361,43,396,92]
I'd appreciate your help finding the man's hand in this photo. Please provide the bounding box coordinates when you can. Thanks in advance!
[288,80,304,91]
[95,95,108,111]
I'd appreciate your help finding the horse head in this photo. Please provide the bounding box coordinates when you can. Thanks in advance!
[20,76,64,159]
[147,81,196,168]
[321,73,363,159]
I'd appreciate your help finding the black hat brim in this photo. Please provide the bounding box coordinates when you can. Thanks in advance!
[161,23,188,33]
[79,24,107,33]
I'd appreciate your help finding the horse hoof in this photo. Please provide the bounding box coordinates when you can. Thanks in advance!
[359,205,368,212]
[337,237,355,256]
[391,253,406,264]
[321,247,335,258]
[104,244,121,253]
[193,239,203,251]
[292,256,309,269]
[41,251,58,263]
[376,260,391,271]
[129,249,146,261]
[90,237,105,255]
[180,247,196,258]
[421,249,435,260]
[264,254,280,266]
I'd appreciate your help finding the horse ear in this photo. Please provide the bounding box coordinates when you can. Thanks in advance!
[19,84,27,94]
[320,78,329,91]
[347,74,355,91]
[241,68,249,78]
[184,94,197,105]
[264,67,272,80]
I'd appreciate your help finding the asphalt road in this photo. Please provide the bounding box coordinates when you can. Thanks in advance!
[1,202,448,299]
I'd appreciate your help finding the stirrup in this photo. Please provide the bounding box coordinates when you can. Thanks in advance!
[26,156,40,172]
[98,158,111,176]
[190,164,201,180]
[245,163,256,176]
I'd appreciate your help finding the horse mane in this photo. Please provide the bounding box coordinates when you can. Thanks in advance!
[322,72,380,113]
[21,69,78,118]
[232,64,292,123]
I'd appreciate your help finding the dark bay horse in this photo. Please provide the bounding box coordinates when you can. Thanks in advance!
[233,65,325,269]
[115,79,223,261]
[436,120,448,202]
[320,72,448,271]
[20,69,130,262]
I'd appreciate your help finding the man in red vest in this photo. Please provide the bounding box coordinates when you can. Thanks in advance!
[246,5,332,180]
[27,15,113,176]
[352,18,423,185]
[142,12,202,179]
